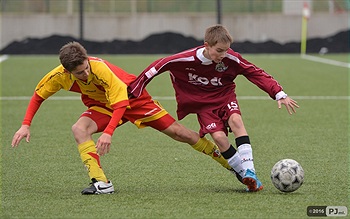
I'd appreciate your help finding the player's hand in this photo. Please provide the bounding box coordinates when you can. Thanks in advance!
[11,125,31,147]
[96,133,112,156]
[277,96,299,115]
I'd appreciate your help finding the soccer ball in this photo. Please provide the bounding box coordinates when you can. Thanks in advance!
[270,159,304,193]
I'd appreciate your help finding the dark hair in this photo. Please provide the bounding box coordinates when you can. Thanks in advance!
[59,41,88,72]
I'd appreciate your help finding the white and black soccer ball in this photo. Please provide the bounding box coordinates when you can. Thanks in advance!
[270,159,304,193]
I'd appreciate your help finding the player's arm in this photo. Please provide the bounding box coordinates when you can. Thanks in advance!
[92,63,130,155]
[12,68,65,147]
[236,52,299,114]
[236,53,282,99]
[11,92,45,147]
[95,104,127,156]
[128,58,166,98]
[230,50,299,114]
[244,68,299,114]
[245,68,299,114]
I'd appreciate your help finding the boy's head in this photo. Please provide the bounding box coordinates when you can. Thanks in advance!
[204,25,233,47]
[59,41,88,72]
[203,25,233,63]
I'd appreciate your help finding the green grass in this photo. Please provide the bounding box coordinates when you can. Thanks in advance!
[1,54,349,218]
[0,0,282,13]
[3,0,346,13]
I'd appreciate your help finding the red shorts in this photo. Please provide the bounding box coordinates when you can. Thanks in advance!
[80,91,175,133]
[197,99,241,137]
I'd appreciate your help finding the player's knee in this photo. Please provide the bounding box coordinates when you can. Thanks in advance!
[210,131,227,143]
[71,123,86,140]
[163,122,195,143]
[229,113,244,129]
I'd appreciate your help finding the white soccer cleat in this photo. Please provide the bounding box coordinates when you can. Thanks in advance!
[81,178,114,195]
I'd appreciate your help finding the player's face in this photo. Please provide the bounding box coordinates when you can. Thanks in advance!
[204,41,230,63]
[70,59,90,80]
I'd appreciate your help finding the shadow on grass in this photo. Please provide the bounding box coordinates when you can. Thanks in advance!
[212,186,305,195]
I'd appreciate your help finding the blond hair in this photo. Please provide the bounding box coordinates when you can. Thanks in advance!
[204,25,233,46]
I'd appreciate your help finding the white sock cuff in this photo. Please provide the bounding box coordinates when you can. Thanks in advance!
[238,143,252,152]
[227,150,241,163]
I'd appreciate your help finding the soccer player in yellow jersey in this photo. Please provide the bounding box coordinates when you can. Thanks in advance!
[11,41,241,195]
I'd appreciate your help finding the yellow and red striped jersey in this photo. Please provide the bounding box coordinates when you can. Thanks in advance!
[35,57,136,111]
[23,57,139,135]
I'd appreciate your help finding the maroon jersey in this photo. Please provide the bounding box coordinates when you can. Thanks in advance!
[129,46,283,120]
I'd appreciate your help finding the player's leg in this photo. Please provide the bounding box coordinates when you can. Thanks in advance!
[227,113,263,192]
[196,112,244,183]
[160,121,237,175]
[209,131,244,181]
[124,98,234,175]
[72,109,114,194]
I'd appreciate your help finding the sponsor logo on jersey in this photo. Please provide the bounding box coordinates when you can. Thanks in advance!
[215,61,228,72]
[188,73,222,86]
[185,67,196,71]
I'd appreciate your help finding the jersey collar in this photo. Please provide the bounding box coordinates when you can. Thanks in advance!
[196,47,213,65]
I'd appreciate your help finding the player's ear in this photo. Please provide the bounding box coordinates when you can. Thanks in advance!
[204,41,211,50]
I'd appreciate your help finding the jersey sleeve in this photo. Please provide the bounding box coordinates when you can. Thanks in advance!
[35,66,68,99]
[128,58,165,98]
[22,92,45,126]
[103,106,126,135]
[233,51,283,99]
[23,66,67,125]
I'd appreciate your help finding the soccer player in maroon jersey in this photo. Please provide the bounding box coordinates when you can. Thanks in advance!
[129,25,299,192]
[11,41,238,195]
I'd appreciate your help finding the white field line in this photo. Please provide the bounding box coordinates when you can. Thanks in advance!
[0,55,347,101]
[301,54,350,68]
[0,96,349,101]
[0,55,9,63]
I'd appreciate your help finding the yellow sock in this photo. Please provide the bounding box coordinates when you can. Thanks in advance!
[192,137,233,172]
[78,140,108,182]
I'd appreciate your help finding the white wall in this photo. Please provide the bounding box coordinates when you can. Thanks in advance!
[1,12,349,50]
